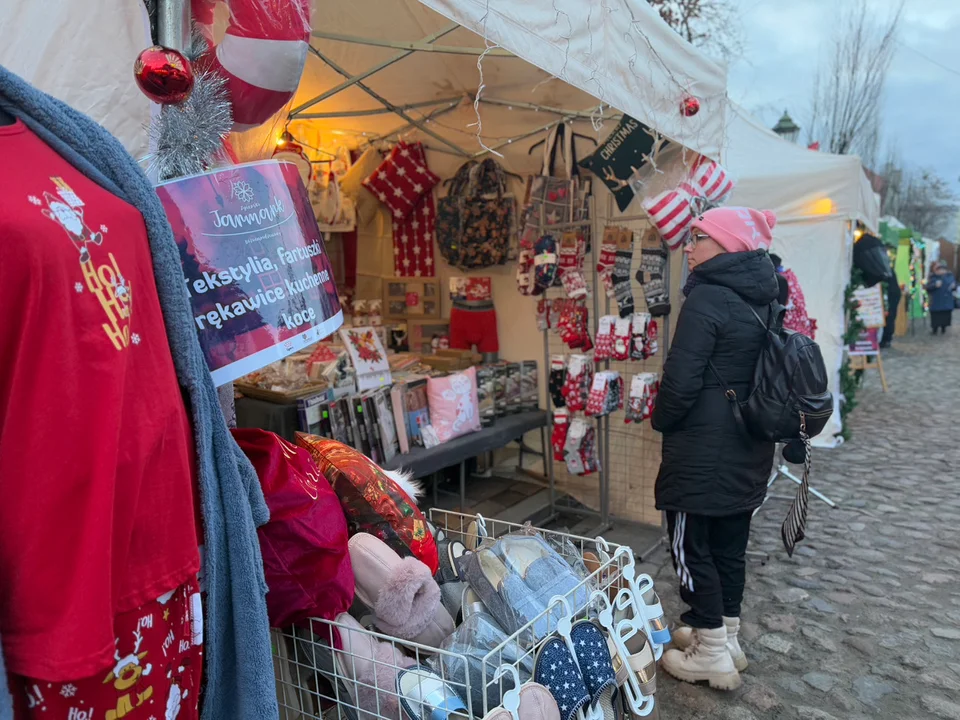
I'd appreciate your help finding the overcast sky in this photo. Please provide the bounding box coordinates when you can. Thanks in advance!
[727,0,960,209]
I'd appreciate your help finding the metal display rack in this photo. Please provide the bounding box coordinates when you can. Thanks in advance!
[536,190,674,554]
[273,510,632,720]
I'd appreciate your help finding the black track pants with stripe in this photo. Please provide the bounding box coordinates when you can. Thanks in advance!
[666,511,753,629]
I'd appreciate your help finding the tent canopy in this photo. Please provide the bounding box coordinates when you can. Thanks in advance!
[722,103,880,444]
[0,0,727,170]
[723,104,878,232]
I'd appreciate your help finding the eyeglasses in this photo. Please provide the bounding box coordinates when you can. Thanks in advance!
[687,232,709,249]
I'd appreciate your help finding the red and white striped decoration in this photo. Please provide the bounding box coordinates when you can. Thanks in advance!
[643,156,736,249]
[692,156,735,204]
[642,180,700,250]
[192,0,311,131]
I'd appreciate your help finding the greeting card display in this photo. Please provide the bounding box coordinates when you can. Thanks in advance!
[339,326,392,391]
[156,160,343,385]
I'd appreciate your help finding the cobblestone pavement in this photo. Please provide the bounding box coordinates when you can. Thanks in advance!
[649,328,960,720]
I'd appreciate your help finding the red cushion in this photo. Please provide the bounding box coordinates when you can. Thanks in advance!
[362,142,440,221]
[295,433,440,575]
[232,428,354,628]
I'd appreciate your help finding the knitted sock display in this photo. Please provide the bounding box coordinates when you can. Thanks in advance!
[594,316,617,361]
[559,233,588,299]
[563,419,587,475]
[561,356,591,412]
[597,226,619,298]
[645,320,659,358]
[516,241,535,296]
[551,407,570,461]
[565,418,600,476]
[625,373,659,424]
[637,229,670,316]
[630,313,649,361]
[578,305,594,353]
[586,372,624,417]
[606,373,624,415]
[533,235,559,293]
[536,298,549,331]
[613,317,632,361]
[585,373,608,417]
[549,356,567,408]
[612,229,635,317]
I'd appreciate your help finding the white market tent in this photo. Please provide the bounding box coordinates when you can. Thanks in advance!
[722,104,880,444]
[1,0,729,526]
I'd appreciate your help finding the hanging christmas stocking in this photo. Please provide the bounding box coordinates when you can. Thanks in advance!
[597,226,619,298]
[637,228,671,316]
[612,227,635,317]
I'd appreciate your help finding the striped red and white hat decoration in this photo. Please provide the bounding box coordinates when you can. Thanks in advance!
[192,0,312,131]
[643,156,735,249]
[691,156,735,204]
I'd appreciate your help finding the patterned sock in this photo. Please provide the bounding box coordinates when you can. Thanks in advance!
[612,230,635,318]
[559,235,588,299]
[613,317,632,361]
[564,421,587,475]
[638,230,670,316]
[595,316,616,361]
[597,226,620,298]
[549,356,567,408]
[551,408,570,461]
[585,373,608,417]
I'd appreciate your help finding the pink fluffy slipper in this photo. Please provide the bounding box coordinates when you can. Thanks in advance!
[350,533,454,648]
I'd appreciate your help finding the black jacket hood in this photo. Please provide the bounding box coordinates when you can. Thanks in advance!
[693,250,779,305]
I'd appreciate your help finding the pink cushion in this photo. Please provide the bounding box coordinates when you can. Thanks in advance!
[427,367,481,443]
[362,142,440,221]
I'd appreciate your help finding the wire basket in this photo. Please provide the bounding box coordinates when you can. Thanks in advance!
[273,510,631,720]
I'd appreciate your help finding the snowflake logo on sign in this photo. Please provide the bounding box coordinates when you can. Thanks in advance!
[60,684,77,698]
[231,180,255,204]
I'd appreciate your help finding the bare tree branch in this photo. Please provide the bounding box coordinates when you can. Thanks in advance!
[808,0,902,159]
[648,0,744,62]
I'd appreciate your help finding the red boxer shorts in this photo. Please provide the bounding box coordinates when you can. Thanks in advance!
[11,577,203,720]
[449,304,499,354]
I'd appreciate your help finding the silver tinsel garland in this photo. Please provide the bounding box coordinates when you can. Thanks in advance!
[146,70,233,182]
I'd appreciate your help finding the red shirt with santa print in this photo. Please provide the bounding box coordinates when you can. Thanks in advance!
[0,121,201,681]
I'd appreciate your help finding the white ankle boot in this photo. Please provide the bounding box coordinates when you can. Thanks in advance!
[722,616,748,672]
[671,617,748,672]
[660,626,742,690]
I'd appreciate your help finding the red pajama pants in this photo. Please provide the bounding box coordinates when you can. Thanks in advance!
[10,577,203,720]
[449,306,499,354]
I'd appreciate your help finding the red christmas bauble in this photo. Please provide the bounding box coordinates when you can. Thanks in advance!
[133,46,195,105]
[680,96,701,117]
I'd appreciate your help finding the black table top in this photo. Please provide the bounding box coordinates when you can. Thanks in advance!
[381,410,548,478]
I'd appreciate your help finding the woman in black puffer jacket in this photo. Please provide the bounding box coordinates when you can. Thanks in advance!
[653,207,779,691]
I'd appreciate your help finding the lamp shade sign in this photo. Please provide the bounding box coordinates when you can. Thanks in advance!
[156,160,343,386]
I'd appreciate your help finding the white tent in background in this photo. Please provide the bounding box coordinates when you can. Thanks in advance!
[722,103,880,444]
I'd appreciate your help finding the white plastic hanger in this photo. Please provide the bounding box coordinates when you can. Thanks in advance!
[594,539,666,659]
[488,665,522,720]
[590,591,656,718]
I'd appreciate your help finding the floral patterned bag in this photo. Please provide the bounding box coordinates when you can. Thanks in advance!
[437,159,516,270]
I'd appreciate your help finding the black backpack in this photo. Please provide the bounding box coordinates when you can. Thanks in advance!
[711,303,833,442]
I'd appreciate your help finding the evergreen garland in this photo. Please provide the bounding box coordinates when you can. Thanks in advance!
[839,266,866,440]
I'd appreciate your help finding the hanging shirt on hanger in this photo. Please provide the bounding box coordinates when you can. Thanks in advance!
[0,121,200,681]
